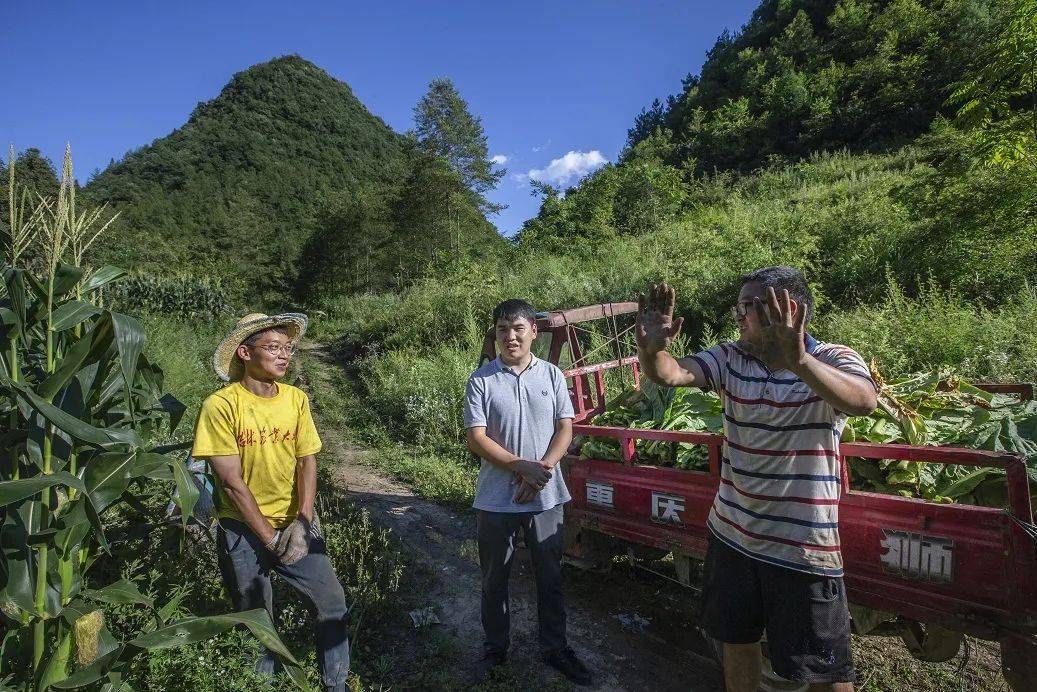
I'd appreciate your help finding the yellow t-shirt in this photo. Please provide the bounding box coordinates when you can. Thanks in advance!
[191,381,322,528]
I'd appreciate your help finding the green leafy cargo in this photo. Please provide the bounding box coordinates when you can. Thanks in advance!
[579,381,723,470]
[580,371,1037,506]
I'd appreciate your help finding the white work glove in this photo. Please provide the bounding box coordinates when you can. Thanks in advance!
[266,519,310,566]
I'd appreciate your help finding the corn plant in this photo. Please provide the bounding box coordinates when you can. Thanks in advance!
[100,273,231,320]
[0,147,307,689]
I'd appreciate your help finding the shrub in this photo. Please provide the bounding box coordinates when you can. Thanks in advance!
[361,342,478,456]
[816,281,1037,382]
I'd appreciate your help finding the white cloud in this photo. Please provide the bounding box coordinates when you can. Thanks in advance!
[523,150,608,187]
[490,154,508,165]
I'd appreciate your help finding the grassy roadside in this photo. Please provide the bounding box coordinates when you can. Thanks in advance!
[298,343,479,509]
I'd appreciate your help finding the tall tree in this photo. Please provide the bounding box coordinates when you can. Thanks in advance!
[413,78,506,214]
[296,186,395,298]
[950,0,1037,170]
[0,148,60,222]
[390,152,484,280]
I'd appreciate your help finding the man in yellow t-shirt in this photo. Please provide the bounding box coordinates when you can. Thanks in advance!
[192,312,348,692]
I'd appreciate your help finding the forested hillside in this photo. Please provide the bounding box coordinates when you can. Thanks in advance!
[628,0,999,172]
[83,56,502,302]
[517,0,1034,316]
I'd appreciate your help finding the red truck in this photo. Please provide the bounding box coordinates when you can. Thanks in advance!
[481,302,1037,690]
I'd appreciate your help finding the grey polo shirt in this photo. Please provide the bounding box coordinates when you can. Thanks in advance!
[463,354,575,513]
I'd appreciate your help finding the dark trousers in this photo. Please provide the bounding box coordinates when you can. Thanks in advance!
[217,518,350,686]
[477,504,567,656]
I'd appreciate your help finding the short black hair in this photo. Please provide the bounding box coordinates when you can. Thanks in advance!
[740,266,814,323]
[492,299,536,326]
[241,325,291,348]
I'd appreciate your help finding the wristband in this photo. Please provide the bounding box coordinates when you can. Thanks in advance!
[264,530,282,551]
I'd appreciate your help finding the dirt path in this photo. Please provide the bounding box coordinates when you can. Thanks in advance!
[323,432,724,691]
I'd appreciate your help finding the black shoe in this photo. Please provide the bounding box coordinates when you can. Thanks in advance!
[543,646,593,686]
[475,650,507,683]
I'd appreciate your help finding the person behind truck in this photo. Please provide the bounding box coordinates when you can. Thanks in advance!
[463,299,593,686]
[635,267,877,692]
[192,312,350,692]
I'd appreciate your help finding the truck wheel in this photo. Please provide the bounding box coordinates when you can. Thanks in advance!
[624,543,669,562]
[563,528,616,572]
[1001,634,1037,692]
[897,620,962,662]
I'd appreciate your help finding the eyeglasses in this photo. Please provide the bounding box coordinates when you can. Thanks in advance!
[730,300,755,321]
[253,342,296,357]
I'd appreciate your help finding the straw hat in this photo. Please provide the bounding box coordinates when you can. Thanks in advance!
[213,312,308,381]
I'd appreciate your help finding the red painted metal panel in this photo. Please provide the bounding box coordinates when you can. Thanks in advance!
[565,421,1037,638]
[567,443,1036,638]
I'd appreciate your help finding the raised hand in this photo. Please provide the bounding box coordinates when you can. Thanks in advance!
[636,282,684,354]
[753,287,807,372]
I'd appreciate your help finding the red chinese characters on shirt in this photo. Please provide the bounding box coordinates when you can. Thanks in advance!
[236,427,295,447]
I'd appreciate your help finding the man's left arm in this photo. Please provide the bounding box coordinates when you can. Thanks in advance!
[295,454,317,523]
[544,367,576,468]
[541,417,574,469]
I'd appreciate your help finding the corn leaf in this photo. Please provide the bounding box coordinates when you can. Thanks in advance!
[169,457,200,527]
[126,608,306,688]
[52,264,86,298]
[0,472,84,507]
[38,627,73,690]
[2,267,28,344]
[111,313,145,404]
[38,314,115,401]
[48,645,126,689]
[81,266,128,293]
[2,376,142,449]
[82,579,153,609]
[83,452,137,512]
[50,300,101,332]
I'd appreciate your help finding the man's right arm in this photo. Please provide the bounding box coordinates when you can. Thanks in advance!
[638,349,709,388]
[207,454,277,546]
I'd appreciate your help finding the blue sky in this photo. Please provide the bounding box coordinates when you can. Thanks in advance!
[3,0,758,235]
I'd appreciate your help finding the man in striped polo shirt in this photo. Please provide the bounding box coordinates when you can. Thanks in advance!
[636,266,877,691]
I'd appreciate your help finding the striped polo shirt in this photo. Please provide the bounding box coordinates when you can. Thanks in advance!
[691,335,874,577]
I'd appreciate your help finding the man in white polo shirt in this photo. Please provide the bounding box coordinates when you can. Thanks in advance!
[636,267,877,692]
[464,299,592,686]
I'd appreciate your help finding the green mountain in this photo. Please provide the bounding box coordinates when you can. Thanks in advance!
[517,0,1033,313]
[520,0,1007,244]
[86,56,415,302]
